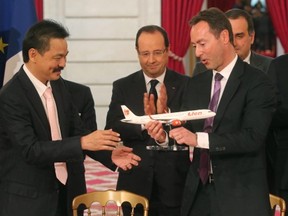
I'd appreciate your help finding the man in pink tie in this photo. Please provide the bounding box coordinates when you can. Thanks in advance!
[0,20,141,216]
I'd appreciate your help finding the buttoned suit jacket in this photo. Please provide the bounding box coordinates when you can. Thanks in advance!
[105,69,191,207]
[0,68,89,216]
[192,51,272,77]
[180,58,276,216]
[266,54,288,192]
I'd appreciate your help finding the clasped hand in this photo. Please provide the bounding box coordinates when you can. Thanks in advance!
[146,121,198,147]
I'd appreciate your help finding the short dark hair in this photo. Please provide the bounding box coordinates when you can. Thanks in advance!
[135,25,169,49]
[22,19,69,62]
[189,7,234,44]
[225,8,255,35]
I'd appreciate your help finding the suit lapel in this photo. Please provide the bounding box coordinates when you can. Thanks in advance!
[213,58,243,130]
[164,69,179,106]
[131,71,147,115]
[199,72,213,109]
[51,79,74,138]
[18,69,50,133]
[250,51,261,68]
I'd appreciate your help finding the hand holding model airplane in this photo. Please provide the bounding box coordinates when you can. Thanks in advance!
[120,105,216,127]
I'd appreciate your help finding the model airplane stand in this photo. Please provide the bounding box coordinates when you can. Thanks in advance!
[146,145,188,151]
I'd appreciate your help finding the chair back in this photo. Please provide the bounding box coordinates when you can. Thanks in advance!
[270,194,286,216]
[72,189,149,216]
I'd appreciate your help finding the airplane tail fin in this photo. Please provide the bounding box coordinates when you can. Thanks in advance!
[121,105,137,119]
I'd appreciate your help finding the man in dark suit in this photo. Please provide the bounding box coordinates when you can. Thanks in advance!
[63,79,97,132]
[105,25,190,216]
[266,54,288,216]
[193,8,272,76]
[63,79,118,216]
[146,8,276,216]
[0,20,140,216]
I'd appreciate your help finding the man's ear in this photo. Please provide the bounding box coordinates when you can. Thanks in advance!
[28,48,38,63]
[220,29,230,45]
[250,31,255,45]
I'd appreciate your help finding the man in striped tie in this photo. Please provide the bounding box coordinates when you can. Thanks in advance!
[146,8,276,216]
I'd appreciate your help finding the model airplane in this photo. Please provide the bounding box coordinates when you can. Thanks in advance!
[120,105,216,127]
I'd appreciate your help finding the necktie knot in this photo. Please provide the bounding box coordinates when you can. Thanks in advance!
[44,87,53,99]
[215,73,223,82]
[149,79,159,90]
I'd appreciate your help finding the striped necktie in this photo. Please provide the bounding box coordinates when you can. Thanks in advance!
[199,73,223,184]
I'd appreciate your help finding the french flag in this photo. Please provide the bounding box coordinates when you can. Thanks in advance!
[0,0,38,88]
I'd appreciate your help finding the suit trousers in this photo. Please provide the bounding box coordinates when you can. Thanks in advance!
[188,180,222,216]
[56,182,67,216]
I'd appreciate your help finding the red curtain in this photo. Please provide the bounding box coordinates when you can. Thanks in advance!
[266,0,288,53]
[162,0,203,74]
[208,0,235,12]
[34,0,43,20]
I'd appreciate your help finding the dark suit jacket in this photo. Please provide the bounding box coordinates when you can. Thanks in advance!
[181,58,276,216]
[0,68,87,216]
[0,68,85,216]
[63,79,97,131]
[193,51,272,76]
[64,81,115,155]
[266,54,288,191]
[105,69,191,208]
[250,51,273,73]
[62,79,115,215]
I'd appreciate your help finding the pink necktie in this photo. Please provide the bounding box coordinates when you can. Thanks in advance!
[199,73,223,184]
[44,87,68,185]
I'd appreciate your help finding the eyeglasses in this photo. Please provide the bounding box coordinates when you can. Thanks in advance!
[138,49,167,58]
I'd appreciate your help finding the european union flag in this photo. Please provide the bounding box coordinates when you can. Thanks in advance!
[0,0,37,88]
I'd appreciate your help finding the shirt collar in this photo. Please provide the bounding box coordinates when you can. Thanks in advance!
[213,55,237,80]
[243,51,251,64]
[143,69,166,86]
[23,64,51,98]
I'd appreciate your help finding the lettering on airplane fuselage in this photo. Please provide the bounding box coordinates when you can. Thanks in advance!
[188,111,202,116]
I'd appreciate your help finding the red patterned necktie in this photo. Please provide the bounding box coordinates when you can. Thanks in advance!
[44,87,68,185]
[199,73,223,184]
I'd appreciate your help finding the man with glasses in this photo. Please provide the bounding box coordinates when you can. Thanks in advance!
[105,25,191,216]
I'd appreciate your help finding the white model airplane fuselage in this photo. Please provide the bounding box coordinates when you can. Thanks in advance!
[120,105,216,126]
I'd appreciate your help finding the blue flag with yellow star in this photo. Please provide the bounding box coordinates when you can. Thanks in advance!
[0,0,37,88]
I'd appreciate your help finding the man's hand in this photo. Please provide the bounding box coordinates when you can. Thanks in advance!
[156,83,168,114]
[144,83,168,115]
[169,127,197,147]
[112,146,141,170]
[144,92,156,115]
[145,121,166,143]
[81,129,121,151]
